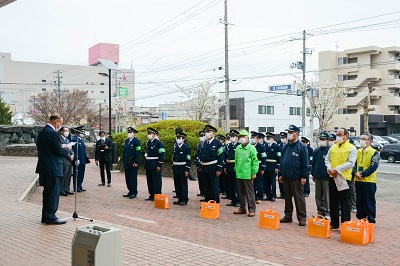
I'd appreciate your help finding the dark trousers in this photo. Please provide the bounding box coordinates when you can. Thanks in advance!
[174,173,189,203]
[60,164,72,193]
[42,175,61,222]
[197,169,205,195]
[146,168,162,198]
[355,182,377,223]
[73,164,86,191]
[237,178,256,213]
[125,166,138,196]
[315,179,330,216]
[254,172,264,200]
[203,171,220,203]
[99,159,112,184]
[304,175,310,194]
[279,182,285,197]
[329,178,352,228]
[283,178,307,221]
[219,172,226,194]
[264,171,277,199]
[226,171,239,203]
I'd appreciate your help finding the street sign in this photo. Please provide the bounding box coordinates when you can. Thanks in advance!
[269,84,291,91]
[119,87,128,97]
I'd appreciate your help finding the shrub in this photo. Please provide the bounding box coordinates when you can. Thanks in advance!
[113,120,226,164]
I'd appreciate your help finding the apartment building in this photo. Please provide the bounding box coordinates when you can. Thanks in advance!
[319,46,400,135]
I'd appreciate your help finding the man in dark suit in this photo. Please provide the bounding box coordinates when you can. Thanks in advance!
[36,114,72,225]
[59,126,74,196]
[95,130,113,187]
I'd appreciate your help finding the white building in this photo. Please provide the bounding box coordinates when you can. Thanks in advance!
[0,45,135,125]
[219,88,317,139]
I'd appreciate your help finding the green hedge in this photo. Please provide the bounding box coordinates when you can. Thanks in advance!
[112,120,226,163]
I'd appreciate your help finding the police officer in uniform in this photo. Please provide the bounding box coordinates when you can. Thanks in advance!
[301,136,313,197]
[224,129,240,207]
[123,127,141,199]
[251,132,266,204]
[217,134,227,196]
[71,126,89,192]
[172,131,191,206]
[199,125,224,203]
[144,127,166,201]
[263,132,281,202]
[196,130,205,200]
[277,131,288,199]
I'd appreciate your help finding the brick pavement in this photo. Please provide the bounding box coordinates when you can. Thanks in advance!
[1,156,400,265]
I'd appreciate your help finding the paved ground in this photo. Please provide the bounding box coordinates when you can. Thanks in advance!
[1,156,400,265]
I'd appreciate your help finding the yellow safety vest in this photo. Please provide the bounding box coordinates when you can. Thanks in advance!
[329,140,353,181]
[355,146,377,183]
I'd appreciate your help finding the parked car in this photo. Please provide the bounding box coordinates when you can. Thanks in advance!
[349,136,382,151]
[372,135,390,146]
[381,136,400,144]
[380,144,400,163]
[389,134,400,142]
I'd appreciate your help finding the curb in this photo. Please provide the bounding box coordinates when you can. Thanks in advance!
[18,174,39,202]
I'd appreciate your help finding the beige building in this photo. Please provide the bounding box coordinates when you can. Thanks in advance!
[0,51,135,125]
[319,46,400,135]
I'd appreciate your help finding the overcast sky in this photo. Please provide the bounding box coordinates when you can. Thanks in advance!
[1,0,400,106]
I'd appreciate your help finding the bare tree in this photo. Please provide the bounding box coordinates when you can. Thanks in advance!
[176,81,223,123]
[29,89,97,125]
[306,78,350,143]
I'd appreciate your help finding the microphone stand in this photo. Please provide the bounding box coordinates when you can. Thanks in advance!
[64,130,93,222]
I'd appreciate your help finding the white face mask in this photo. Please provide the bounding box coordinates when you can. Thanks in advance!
[63,131,69,138]
[250,138,256,144]
[336,136,344,144]
[176,138,183,145]
[239,137,247,144]
[225,140,231,145]
[360,140,368,148]
[148,134,153,140]
[266,139,273,144]
[281,138,288,144]
[319,140,327,147]
[128,133,133,139]
[329,141,335,146]
[287,133,294,140]
[100,136,106,141]
[79,133,84,138]
[258,139,264,144]
[231,136,237,143]
[205,132,212,139]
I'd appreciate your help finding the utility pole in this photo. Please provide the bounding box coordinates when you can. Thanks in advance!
[361,82,375,133]
[53,70,62,105]
[224,0,230,132]
[302,30,306,136]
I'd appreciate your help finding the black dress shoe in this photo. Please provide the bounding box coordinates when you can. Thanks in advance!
[107,183,112,187]
[199,198,207,202]
[46,219,67,225]
[129,194,137,199]
[221,196,229,199]
[226,202,235,206]
[197,193,203,197]
[66,192,74,195]
[179,202,188,206]
[60,193,68,196]
[173,195,178,198]
[123,193,130,197]
[145,197,154,201]
[271,198,276,202]
[173,201,181,205]
[98,183,105,186]
[80,188,86,192]
[76,190,82,192]
[234,202,240,207]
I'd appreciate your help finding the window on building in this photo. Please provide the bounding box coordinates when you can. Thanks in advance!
[306,107,310,116]
[42,88,46,92]
[266,106,274,115]
[142,118,149,124]
[100,91,104,94]
[100,82,105,85]
[267,127,274,133]
[289,107,301,116]
[230,105,237,119]
[338,75,349,82]
[338,108,348,114]
[41,79,46,83]
[258,105,266,114]
[258,127,266,132]
[0,92,12,104]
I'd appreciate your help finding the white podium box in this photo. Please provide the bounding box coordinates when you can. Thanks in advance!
[72,224,121,266]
